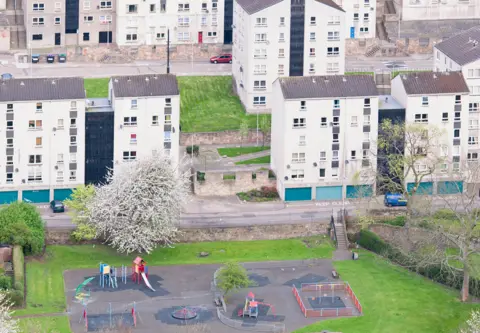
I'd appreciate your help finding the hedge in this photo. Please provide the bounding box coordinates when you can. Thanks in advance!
[359,229,480,297]
[10,245,25,306]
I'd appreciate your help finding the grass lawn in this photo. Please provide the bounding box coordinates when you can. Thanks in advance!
[345,72,375,77]
[294,251,478,333]
[18,316,71,333]
[235,155,270,165]
[218,146,270,157]
[15,237,333,317]
[84,78,109,98]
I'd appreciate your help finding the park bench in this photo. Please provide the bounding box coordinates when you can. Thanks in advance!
[332,270,339,279]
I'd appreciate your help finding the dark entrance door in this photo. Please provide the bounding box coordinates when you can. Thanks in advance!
[198,31,203,44]
[54,33,61,46]
[99,31,112,44]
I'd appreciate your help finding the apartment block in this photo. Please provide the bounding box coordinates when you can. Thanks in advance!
[115,0,224,46]
[333,0,376,39]
[271,75,378,201]
[232,0,346,113]
[391,71,470,194]
[0,77,86,204]
[400,0,480,21]
[109,74,180,168]
[23,0,116,48]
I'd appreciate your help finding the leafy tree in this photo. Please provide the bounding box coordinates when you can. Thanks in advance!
[64,185,96,241]
[0,202,44,254]
[0,290,18,333]
[216,262,252,298]
[461,310,480,333]
[258,115,271,147]
[87,153,190,254]
[239,119,249,148]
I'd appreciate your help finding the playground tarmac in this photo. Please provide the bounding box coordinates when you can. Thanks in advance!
[64,259,345,333]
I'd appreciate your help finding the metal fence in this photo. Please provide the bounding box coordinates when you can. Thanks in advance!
[216,308,285,333]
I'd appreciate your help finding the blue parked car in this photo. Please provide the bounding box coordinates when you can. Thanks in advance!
[384,193,407,207]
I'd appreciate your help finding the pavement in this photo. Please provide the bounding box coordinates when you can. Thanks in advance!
[0,55,434,78]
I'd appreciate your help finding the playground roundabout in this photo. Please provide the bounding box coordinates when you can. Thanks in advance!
[64,259,362,333]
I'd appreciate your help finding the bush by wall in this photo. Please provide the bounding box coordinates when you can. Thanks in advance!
[380,216,406,227]
[10,245,25,306]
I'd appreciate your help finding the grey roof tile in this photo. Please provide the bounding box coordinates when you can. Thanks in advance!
[0,77,85,102]
[236,0,284,14]
[435,26,480,66]
[397,71,469,95]
[278,75,378,99]
[111,74,179,98]
[316,0,345,12]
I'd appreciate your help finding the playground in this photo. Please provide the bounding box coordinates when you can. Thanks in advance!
[63,259,360,333]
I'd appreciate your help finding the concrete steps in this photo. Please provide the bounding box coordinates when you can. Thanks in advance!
[334,223,348,250]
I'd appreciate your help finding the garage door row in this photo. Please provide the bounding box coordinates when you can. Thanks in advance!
[284,185,373,202]
[0,188,74,205]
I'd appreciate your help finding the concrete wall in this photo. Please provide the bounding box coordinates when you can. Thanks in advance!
[180,129,270,146]
[194,169,275,196]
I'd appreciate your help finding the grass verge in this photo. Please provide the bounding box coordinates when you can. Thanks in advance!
[345,72,375,77]
[218,146,270,157]
[18,316,71,333]
[16,238,333,316]
[294,250,478,333]
[236,155,271,165]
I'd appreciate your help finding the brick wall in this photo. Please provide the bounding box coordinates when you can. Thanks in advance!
[180,129,270,146]
[194,170,275,196]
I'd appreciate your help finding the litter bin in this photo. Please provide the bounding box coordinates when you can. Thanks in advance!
[46,54,55,63]
[31,54,40,63]
[58,53,66,63]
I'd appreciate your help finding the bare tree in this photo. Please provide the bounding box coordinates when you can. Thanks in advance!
[377,119,446,221]
[239,119,249,148]
[0,291,18,333]
[258,115,271,147]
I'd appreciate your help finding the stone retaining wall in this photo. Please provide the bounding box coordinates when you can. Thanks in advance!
[180,129,270,146]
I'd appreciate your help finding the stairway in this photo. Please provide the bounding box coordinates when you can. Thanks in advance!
[334,223,348,250]
[365,44,380,57]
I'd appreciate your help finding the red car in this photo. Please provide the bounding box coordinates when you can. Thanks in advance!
[210,54,232,64]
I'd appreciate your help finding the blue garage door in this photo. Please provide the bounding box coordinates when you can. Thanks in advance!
[22,190,50,203]
[53,188,74,202]
[346,185,373,199]
[437,181,463,194]
[407,182,433,195]
[285,187,312,201]
[0,191,18,205]
[316,186,342,201]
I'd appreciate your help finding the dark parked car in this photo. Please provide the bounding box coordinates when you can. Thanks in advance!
[50,200,65,213]
[210,54,232,64]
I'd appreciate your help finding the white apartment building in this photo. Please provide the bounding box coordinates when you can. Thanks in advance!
[116,0,224,46]
[0,77,86,204]
[109,74,180,167]
[271,75,379,201]
[391,71,470,194]
[333,0,376,39]
[232,0,346,113]
[399,0,480,21]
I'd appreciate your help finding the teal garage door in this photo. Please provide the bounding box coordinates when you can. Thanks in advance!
[316,186,342,201]
[407,182,433,195]
[285,187,312,201]
[346,185,373,199]
[54,188,74,201]
[0,191,18,205]
[437,181,463,194]
[22,190,50,203]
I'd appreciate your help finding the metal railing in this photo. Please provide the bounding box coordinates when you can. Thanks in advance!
[330,214,338,248]
[216,308,285,332]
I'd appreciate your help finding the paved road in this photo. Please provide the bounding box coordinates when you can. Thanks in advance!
[0,55,433,78]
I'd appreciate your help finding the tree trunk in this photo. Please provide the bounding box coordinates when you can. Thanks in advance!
[461,248,470,302]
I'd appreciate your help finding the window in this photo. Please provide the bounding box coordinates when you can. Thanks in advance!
[254,64,266,74]
[300,101,306,110]
[468,152,478,161]
[454,129,460,138]
[332,116,339,126]
[57,153,64,163]
[454,112,461,121]
[83,1,91,9]
[333,134,339,143]
[439,163,448,173]
[363,132,370,142]
[255,17,267,26]
[32,17,45,26]
[291,170,304,179]
[309,48,315,56]
[278,64,284,75]
[442,112,448,122]
[351,151,356,160]
[254,48,267,58]
[310,16,316,25]
[319,168,326,178]
[164,131,171,142]
[332,151,339,160]
[57,119,64,129]
[455,95,462,104]
[415,164,427,172]
[6,138,13,148]
[292,153,306,163]
[211,15,217,26]
[254,33,267,42]
[6,173,12,183]
[130,133,137,144]
[70,118,76,128]
[309,32,316,41]
[253,80,266,90]
[309,63,315,74]
[83,33,90,41]
[327,47,339,56]
[327,63,339,73]
[360,27,369,33]
[32,34,43,41]
[128,4,138,13]
[207,31,217,37]
[54,17,60,25]
[353,13,359,21]
[253,96,266,105]
[69,171,76,181]
[333,99,340,109]
[57,171,64,182]
[327,31,340,41]
[99,15,112,24]
[164,114,172,124]
[363,150,369,159]
[414,114,428,123]
[278,48,285,58]
[328,16,340,24]
[123,117,137,126]
[6,104,13,112]
[364,115,371,125]
[279,32,285,42]
[453,163,460,172]
[28,166,42,182]
[469,136,478,145]
[55,2,61,10]
[469,103,479,112]
[293,118,306,128]
[6,156,13,166]
[28,120,42,129]
[126,34,138,41]
[131,99,137,108]
[422,96,429,106]
[70,136,77,145]
[84,16,94,22]
[321,117,327,127]
[280,17,285,25]
[178,16,190,26]
[123,151,137,161]
[35,137,42,147]
[28,155,42,164]
[165,98,172,106]
[6,121,13,130]
[152,115,159,125]
[351,116,358,126]
[299,135,306,146]
[35,102,42,112]
[101,1,112,8]
[468,69,480,78]
[212,0,218,11]
[149,3,155,12]
[33,2,45,11]
[332,168,339,177]
[363,13,369,21]
[364,98,371,107]
[320,151,326,161]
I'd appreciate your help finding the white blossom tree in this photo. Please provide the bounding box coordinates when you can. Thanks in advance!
[0,291,18,333]
[87,152,190,254]
[461,310,480,333]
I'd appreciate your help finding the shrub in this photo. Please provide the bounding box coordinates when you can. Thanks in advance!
[71,223,97,242]
[260,186,279,198]
[0,275,12,290]
[381,216,406,227]
[433,208,458,221]
[7,289,24,306]
[268,170,276,179]
[197,171,205,181]
[12,245,25,306]
[186,145,200,156]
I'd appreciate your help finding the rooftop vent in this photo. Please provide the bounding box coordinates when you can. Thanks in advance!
[312,78,316,83]
[20,81,24,86]
[154,76,158,79]
[145,77,149,81]
[385,97,389,103]
[114,78,118,82]
[52,80,56,84]
[433,74,437,79]
[127,77,131,82]
[342,77,347,82]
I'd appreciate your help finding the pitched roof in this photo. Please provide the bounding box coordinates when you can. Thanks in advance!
[236,0,284,14]
[315,0,345,12]
[111,74,179,98]
[396,71,469,95]
[0,77,85,102]
[278,75,378,99]
[435,26,480,66]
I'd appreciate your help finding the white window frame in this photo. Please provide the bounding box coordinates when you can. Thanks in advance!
[291,169,305,179]
[123,151,137,161]
[253,96,266,106]
[319,151,327,161]
[292,152,306,163]
[351,116,358,127]
[123,116,138,126]
[293,118,306,128]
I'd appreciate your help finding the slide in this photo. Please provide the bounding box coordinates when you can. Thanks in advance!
[141,272,156,292]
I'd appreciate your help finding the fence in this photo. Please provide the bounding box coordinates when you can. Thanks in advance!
[291,285,307,317]
[346,282,363,314]
[216,308,285,333]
